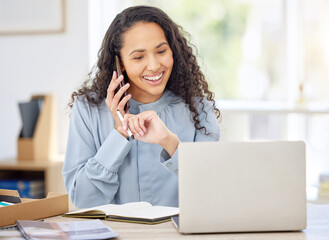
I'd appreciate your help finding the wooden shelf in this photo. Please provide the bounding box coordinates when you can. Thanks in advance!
[0,159,65,196]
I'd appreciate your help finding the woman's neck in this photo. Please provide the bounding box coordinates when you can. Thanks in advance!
[127,88,165,104]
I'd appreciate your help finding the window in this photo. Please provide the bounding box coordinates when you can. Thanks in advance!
[124,0,329,104]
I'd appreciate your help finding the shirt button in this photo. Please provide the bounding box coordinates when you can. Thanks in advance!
[166,162,172,167]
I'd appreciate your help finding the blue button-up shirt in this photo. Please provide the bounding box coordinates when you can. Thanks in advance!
[63,90,220,208]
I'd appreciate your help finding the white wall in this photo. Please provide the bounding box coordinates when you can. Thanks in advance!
[0,0,90,160]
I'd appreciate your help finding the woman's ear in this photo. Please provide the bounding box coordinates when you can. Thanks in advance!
[121,62,125,72]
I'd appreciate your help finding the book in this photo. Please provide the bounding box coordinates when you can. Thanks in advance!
[0,179,44,191]
[63,201,179,224]
[16,219,118,240]
[0,179,45,199]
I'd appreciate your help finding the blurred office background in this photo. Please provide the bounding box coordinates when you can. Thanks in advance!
[0,0,328,198]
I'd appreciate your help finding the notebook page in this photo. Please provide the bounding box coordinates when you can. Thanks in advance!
[69,201,152,216]
[109,206,179,219]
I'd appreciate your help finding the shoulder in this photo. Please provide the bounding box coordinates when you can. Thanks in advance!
[71,95,92,117]
[73,92,98,106]
[71,94,108,118]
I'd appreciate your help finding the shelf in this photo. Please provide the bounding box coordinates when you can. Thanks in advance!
[0,159,65,196]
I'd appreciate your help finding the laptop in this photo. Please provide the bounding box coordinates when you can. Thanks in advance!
[173,141,306,233]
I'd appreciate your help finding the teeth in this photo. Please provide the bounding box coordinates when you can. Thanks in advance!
[143,73,163,81]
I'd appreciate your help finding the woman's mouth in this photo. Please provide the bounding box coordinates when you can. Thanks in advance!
[142,72,164,86]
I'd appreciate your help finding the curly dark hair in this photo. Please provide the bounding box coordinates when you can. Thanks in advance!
[70,5,220,134]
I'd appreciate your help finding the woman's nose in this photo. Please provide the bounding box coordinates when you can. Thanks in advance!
[146,55,160,71]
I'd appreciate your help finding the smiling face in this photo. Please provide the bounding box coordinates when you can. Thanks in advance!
[120,22,174,103]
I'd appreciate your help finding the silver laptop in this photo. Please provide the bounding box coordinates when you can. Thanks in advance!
[173,141,306,233]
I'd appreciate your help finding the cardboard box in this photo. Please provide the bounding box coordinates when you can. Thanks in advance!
[17,95,58,161]
[0,189,68,228]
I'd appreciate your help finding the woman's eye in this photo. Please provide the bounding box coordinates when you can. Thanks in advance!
[133,56,143,60]
[158,49,167,54]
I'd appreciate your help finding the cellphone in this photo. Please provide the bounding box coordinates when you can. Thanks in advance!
[115,55,130,112]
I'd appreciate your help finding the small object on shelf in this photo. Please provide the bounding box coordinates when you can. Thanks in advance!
[17,94,58,161]
[297,83,306,105]
[318,171,329,200]
[18,98,43,138]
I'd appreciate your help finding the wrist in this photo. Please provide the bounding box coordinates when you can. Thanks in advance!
[115,126,129,140]
[159,132,179,157]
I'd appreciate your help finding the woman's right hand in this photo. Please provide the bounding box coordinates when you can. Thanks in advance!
[105,71,131,137]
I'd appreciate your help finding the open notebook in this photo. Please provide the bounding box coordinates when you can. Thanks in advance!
[63,201,179,224]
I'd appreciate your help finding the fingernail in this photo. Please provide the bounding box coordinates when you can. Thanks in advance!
[125,83,130,87]
[139,131,144,136]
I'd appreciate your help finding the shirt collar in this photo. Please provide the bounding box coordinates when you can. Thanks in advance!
[129,90,173,114]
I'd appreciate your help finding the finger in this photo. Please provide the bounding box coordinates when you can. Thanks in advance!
[106,73,125,112]
[117,94,131,115]
[132,116,145,137]
[128,117,140,137]
[138,117,147,133]
[141,110,157,121]
[106,71,117,101]
[107,74,124,101]
[112,79,127,108]
[122,113,131,131]
[105,71,116,107]
[115,81,130,107]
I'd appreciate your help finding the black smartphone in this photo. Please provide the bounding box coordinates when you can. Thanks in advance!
[115,55,130,112]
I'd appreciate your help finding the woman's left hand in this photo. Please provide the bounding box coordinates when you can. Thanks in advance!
[121,111,179,156]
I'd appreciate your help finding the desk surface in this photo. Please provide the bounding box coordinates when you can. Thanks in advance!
[43,204,329,240]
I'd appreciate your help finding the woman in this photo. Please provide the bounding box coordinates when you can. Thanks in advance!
[63,5,220,208]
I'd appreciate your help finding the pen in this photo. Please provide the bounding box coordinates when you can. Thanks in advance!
[116,110,134,139]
